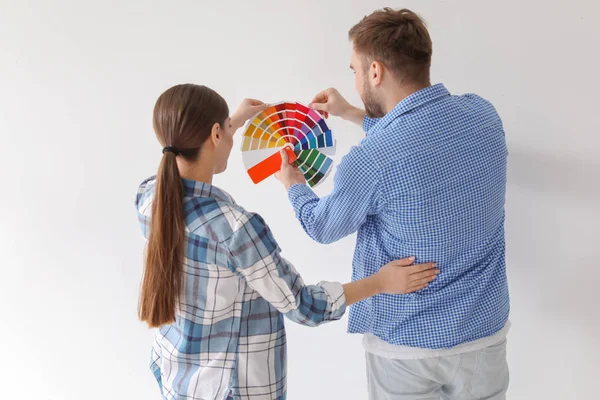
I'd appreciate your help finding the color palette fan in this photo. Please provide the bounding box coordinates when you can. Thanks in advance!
[241,102,335,187]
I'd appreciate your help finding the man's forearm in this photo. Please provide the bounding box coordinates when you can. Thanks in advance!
[288,185,339,244]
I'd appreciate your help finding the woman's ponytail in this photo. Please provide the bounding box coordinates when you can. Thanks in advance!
[138,83,229,328]
[138,151,184,327]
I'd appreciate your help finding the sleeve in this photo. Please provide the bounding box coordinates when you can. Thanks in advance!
[149,340,163,391]
[135,176,156,240]
[287,145,382,244]
[226,212,347,327]
[363,115,381,134]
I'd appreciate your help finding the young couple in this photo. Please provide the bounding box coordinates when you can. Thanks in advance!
[136,8,510,400]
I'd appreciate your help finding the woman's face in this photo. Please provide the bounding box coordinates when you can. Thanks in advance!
[213,118,234,174]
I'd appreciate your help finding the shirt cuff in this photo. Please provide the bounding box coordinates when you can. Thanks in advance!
[318,281,347,320]
[287,183,317,209]
[363,115,380,135]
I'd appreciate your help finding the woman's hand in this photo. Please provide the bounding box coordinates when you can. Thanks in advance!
[374,257,439,294]
[231,98,269,131]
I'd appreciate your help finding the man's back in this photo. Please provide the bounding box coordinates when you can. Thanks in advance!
[278,9,511,398]
[349,84,509,348]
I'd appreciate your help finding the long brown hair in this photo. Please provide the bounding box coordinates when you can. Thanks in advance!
[139,84,229,327]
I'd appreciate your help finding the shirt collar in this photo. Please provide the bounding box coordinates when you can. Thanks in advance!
[182,178,235,204]
[370,83,450,132]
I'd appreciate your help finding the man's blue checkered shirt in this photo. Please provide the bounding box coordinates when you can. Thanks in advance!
[288,84,510,349]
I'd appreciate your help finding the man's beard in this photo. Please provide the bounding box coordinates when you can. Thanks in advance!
[362,80,386,118]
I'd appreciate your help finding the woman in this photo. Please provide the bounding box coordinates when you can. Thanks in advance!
[135,84,439,400]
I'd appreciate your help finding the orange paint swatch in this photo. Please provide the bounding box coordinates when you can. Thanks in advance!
[247,146,297,184]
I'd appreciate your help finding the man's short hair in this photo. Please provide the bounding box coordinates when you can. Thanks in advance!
[349,8,433,85]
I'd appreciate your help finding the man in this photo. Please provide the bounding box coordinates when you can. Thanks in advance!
[275,8,510,400]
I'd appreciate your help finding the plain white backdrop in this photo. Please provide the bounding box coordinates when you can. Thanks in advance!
[1,0,599,399]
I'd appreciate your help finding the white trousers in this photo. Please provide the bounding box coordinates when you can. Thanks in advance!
[366,339,509,400]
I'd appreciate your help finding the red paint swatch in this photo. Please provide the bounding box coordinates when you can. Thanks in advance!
[296,102,310,114]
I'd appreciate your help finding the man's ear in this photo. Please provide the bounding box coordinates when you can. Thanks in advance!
[371,60,384,87]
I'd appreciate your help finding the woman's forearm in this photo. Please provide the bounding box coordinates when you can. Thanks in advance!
[342,275,381,306]
[340,258,439,306]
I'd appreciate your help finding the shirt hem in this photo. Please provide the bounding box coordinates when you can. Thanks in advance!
[362,321,511,360]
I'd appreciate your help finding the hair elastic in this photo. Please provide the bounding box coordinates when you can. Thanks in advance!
[162,146,181,156]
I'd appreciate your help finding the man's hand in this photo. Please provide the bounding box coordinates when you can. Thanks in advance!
[309,88,365,126]
[374,257,439,294]
[231,98,269,131]
[274,148,306,190]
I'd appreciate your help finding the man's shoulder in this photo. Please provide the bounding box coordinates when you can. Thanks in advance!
[356,120,418,169]
[338,141,384,173]
[358,92,503,170]
[454,92,500,116]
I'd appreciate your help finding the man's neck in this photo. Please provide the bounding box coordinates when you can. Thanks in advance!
[384,82,431,114]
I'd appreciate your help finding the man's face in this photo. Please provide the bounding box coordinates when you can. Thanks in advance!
[351,48,386,118]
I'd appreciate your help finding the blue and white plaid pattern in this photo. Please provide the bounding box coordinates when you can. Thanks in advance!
[136,178,346,399]
[288,84,509,349]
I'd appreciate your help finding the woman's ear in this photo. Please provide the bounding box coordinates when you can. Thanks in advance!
[210,122,221,147]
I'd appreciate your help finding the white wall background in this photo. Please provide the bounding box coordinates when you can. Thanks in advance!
[1,0,598,398]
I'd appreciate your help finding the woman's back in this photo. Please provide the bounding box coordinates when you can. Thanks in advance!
[136,176,346,399]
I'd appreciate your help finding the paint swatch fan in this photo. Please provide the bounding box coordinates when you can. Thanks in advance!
[241,102,335,187]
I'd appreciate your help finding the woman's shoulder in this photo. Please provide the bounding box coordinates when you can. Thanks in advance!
[134,176,271,244]
[135,176,156,216]
[185,196,269,243]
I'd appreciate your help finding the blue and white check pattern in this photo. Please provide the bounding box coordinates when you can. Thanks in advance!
[136,178,346,400]
[288,84,509,349]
